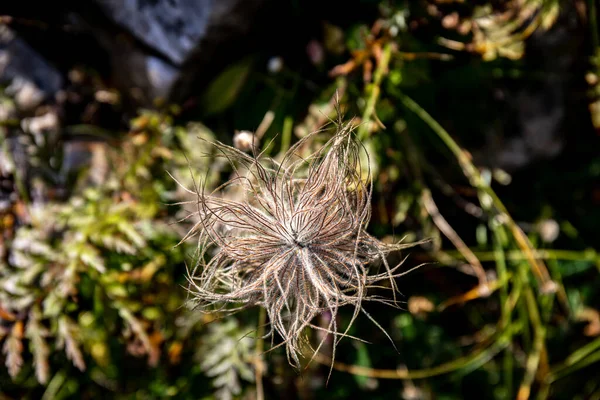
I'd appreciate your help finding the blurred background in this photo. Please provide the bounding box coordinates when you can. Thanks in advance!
[1,0,599,399]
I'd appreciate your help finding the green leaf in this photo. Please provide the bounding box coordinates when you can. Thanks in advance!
[79,245,106,273]
[200,57,254,117]
[353,342,373,389]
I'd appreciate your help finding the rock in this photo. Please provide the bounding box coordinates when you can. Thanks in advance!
[61,141,109,186]
[88,0,269,103]
[94,0,214,66]
[2,0,271,108]
[144,56,179,99]
[0,25,63,111]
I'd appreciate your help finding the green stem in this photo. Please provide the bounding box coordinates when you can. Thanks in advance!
[492,229,513,395]
[398,93,572,312]
[444,249,598,263]
[397,93,481,186]
[549,336,600,382]
[516,262,548,400]
[358,42,393,140]
[42,371,66,400]
[518,324,546,400]
[280,116,293,155]
[550,350,600,383]
[320,327,517,380]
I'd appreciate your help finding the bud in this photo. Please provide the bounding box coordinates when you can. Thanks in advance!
[233,130,258,152]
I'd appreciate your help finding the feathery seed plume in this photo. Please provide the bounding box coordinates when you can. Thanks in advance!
[179,117,416,368]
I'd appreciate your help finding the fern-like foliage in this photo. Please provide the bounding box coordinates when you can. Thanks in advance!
[0,106,220,397]
[198,319,255,400]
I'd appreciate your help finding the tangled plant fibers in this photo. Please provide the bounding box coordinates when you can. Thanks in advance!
[179,120,416,368]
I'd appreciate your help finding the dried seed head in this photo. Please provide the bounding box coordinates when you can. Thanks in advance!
[233,130,258,152]
[180,119,416,369]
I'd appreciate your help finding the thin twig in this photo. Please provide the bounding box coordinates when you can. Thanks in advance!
[422,189,487,285]
[255,111,275,140]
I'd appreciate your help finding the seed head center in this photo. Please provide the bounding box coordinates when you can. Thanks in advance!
[289,227,308,249]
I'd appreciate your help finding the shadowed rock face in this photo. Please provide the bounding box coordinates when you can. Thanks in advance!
[0,0,370,112]
[0,25,63,111]
[95,0,218,66]
[0,0,270,107]
[91,0,268,102]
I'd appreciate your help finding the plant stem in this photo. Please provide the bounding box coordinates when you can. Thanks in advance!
[358,42,392,140]
[313,327,516,380]
[443,249,598,263]
[280,116,293,155]
[255,307,266,400]
[493,229,513,395]
[549,336,600,382]
[398,92,570,313]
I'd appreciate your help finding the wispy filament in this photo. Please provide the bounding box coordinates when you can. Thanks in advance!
[181,120,415,368]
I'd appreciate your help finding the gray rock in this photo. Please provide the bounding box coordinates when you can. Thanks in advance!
[2,0,269,108]
[90,0,267,102]
[144,56,179,99]
[0,25,63,111]
[95,0,214,66]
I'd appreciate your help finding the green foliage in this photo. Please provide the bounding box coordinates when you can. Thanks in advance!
[200,58,254,117]
[0,109,251,398]
[198,319,255,400]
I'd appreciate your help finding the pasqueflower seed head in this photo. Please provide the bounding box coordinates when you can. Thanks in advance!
[178,119,416,368]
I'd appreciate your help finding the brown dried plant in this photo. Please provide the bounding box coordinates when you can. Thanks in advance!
[176,116,417,369]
